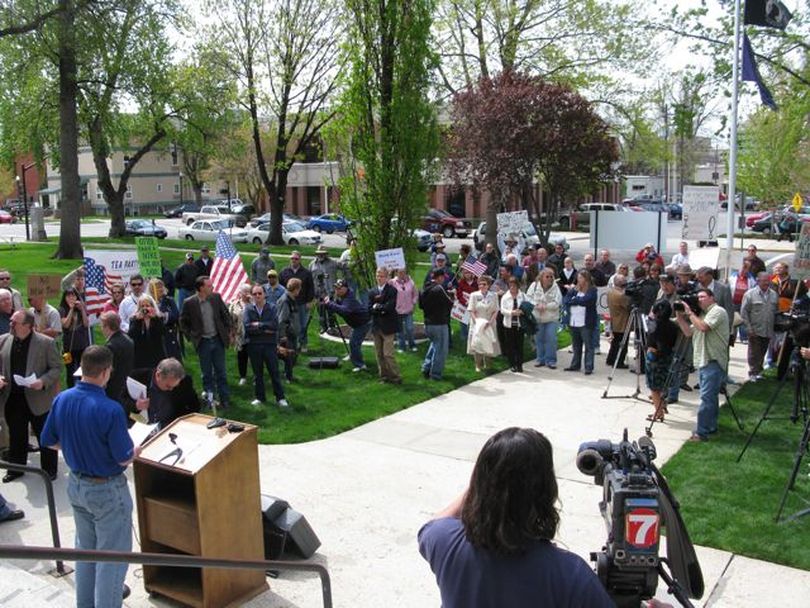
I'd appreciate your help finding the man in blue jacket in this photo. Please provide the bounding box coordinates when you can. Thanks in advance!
[244,286,288,408]
[324,279,371,372]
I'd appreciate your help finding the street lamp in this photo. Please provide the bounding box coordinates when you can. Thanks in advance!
[178,172,184,206]
[16,163,33,241]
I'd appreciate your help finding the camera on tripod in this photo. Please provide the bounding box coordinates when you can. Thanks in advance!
[577,429,704,608]
[774,311,810,346]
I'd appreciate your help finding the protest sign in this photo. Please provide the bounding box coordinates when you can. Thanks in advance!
[27,274,62,299]
[136,237,162,278]
[374,247,406,270]
[682,185,720,241]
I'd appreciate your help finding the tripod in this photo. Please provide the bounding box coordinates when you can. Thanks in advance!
[602,307,649,401]
[315,300,351,360]
[776,409,810,522]
[737,346,808,462]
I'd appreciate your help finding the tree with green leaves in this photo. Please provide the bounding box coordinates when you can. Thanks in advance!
[328,0,439,284]
[207,0,342,246]
[447,70,618,246]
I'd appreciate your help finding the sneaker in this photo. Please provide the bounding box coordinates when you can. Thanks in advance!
[250,399,263,406]
[342,354,351,362]
[352,365,368,372]
[238,377,247,386]
[410,346,418,352]
[277,398,290,408]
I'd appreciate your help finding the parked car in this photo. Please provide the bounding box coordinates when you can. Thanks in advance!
[746,210,771,228]
[164,202,200,218]
[413,228,431,252]
[249,212,303,228]
[247,220,323,246]
[229,202,256,218]
[306,213,352,233]
[177,220,249,243]
[622,194,661,205]
[420,209,473,238]
[0,210,15,224]
[182,205,248,227]
[665,202,682,220]
[124,219,168,239]
[472,220,569,253]
[558,202,627,230]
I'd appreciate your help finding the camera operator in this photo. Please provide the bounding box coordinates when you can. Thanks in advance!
[656,274,693,405]
[675,288,729,442]
[323,279,371,372]
[310,245,339,334]
[418,427,615,607]
[740,271,778,382]
[627,265,659,314]
[646,300,679,423]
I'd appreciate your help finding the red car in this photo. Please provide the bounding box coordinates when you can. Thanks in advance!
[0,210,15,224]
[420,209,473,238]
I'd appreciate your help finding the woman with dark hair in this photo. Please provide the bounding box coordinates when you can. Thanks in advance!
[564,270,598,375]
[645,299,679,422]
[151,278,182,361]
[418,427,614,607]
[58,287,90,387]
[500,276,527,373]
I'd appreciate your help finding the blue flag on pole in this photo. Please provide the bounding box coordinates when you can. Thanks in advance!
[742,33,777,111]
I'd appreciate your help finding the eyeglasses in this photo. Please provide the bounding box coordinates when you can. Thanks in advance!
[291,257,300,261]
[131,282,143,287]
[0,276,9,280]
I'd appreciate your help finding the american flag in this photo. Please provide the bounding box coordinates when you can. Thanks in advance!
[461,259,488,277]
[210,231,249,304]
[84,257,122,315]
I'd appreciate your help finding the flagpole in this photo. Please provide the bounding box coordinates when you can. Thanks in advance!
[725,0,743,278]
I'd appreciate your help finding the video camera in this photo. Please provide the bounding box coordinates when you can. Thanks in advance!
[672,292,700,316]
[577,430,704,608]
[774,311,810,347]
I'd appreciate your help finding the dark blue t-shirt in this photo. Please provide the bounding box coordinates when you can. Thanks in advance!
[418,517,614,608]
[42,382,134,477]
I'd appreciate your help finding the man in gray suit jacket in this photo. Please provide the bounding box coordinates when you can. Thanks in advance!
[0,309,62,481]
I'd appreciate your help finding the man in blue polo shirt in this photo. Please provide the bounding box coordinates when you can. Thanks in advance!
[41,345,138,608]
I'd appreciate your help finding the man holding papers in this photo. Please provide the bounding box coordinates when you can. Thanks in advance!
[124,358,199,428]
[0,309,61,482]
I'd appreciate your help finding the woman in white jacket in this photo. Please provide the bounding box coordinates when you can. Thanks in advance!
[500,277,527,372]
[526,268,562,369]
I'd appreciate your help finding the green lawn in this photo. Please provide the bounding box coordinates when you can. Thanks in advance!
[662,373,810,571]
[0,241,570,445]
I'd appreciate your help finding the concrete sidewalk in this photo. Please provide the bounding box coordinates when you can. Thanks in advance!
[1,338,809,607]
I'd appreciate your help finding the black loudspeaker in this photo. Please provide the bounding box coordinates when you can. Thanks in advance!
[308,356,340,369]
[260,495,321,559]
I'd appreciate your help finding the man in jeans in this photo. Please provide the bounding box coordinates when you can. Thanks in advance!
[324,279,371,372]
[420,269,454,380]
[244,286,288,408]
[740,271,778,381]
[676,288,729,442]
[179,276,233,408]
[41,346,137,608]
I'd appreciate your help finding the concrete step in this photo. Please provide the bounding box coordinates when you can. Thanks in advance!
[0,561,74,607]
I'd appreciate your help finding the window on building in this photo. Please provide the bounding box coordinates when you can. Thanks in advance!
[307,186,321,216]
[125,184,133,199]
[174,183,180,195]
[156,183,163,193]
[96,190,103,201]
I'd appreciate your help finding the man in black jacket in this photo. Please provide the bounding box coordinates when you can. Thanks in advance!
[279,251,315,352]
[325,279,371,372]
[175,253,199,308]
[420,269,454,380]
[179,276,233,408]
[368,267,401,384]
[194,246,213,276]
[100,311,134,419]
[127,358,199,429]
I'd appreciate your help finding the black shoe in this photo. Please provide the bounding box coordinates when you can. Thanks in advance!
[2,471,24,483]
[680,383,693,392]
[122,584,131,600]
[421,369,430,379]
[584,370,593,375]
[615,363,629,369]
[563,366,580,372]
[0,508,24,523]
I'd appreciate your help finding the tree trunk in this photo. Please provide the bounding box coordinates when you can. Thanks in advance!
[54,0,82,259]
[108,191,126,234]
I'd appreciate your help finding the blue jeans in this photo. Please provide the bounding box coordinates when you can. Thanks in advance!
[570,325,594,372]
[422,324,449,380]
[248,342,285,402]
[0,493,12,519]
[68,473,132,608]
[591,322,600,351]
[459,322,469,343]
[176,288,193,309]
[350,321,371,368]
[696,361,726,438]
[397,313,416,350]
[197,337,230,403]
[535,321,559,365]
[297,304,311,348]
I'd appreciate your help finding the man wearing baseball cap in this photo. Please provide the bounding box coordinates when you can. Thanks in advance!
[264,269,285,305]
[323,279,371,372]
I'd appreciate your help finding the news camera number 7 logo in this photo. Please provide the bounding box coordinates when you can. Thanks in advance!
[625,508,660,548]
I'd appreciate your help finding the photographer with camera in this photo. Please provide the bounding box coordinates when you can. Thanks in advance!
[740,272,778,382]
[418,427,615,608]
[675,288,729,442]
[323,279,371,373]
[310,245,339,335]
[58,287,90,387]
[128,295,167,371]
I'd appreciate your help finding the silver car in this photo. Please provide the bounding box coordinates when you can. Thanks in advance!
[473,221,568,252]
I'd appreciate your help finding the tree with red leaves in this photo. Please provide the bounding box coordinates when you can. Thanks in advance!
[446,71,619,247]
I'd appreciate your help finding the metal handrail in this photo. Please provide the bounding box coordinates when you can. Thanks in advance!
[0,460,70,576]
[0,544,333,608]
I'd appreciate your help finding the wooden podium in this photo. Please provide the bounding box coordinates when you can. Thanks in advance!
[133,414,268,608]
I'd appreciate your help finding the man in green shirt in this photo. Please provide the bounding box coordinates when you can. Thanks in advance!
[676,288,729,442]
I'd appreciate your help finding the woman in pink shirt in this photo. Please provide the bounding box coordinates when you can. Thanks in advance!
[393,267,419,352]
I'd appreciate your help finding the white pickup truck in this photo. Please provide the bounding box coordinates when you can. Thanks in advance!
[181,205,248,227]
